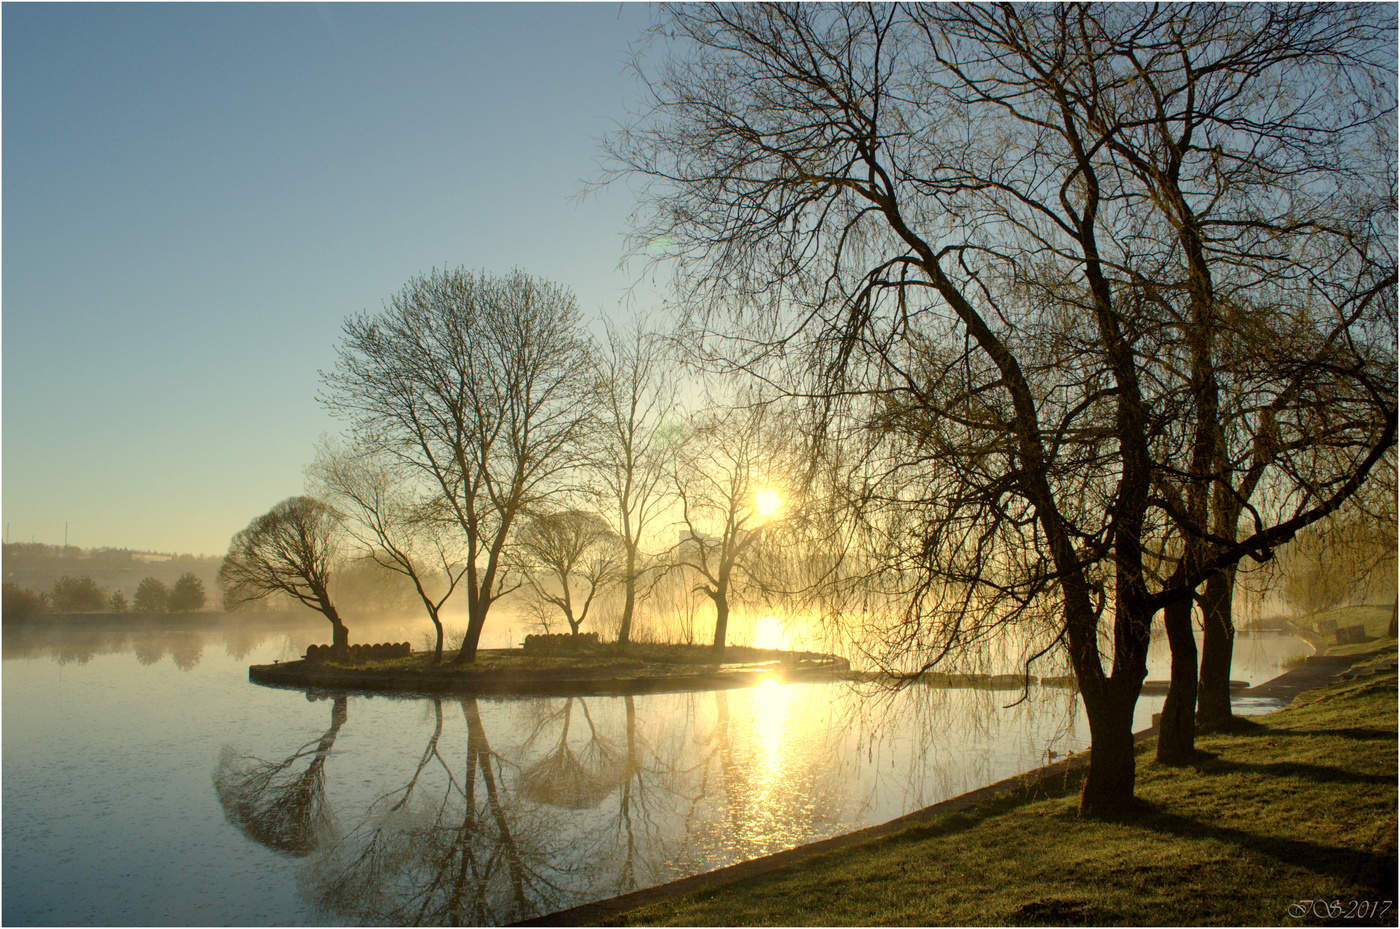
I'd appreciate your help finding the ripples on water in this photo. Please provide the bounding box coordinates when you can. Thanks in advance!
[1,615,1307,925]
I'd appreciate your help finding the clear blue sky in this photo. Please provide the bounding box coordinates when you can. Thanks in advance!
[3,2,664,555]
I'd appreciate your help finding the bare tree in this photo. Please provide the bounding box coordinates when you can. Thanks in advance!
[613,3,1395,812]
[595,318,679,644]
[516,509,621,636]
[310,441,467,663]
[324,268,600,662]
[670,402,793,653]
[220,496,350,657]
[1019,5,1398,759]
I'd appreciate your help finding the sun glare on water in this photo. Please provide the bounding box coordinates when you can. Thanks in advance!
[755,488,782,518]
[753,677,792,775]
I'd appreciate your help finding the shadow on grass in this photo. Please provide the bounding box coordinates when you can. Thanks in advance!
[1255,726,1396,741]
[1192,757,1394,786]
[1198,716,1269,736]
[1009,896,1102,925]
[1138,808,1398,893]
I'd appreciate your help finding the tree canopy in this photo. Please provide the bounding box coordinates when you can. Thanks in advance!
[612,2,1396,812]
[324,268,599,662]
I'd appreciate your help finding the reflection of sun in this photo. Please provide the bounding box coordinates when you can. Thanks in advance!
[754,615,785,651]
[754,488,782,518]
[753,677,792,775]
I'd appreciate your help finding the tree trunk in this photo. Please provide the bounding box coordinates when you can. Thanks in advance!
[454,602,488,663]
[1068,592,1152,816]
[1196,566,1236,731]
[1157,594,1200,764]
[1079,685,1140,817]
[315,591,350,659]
[711,594,729,653]
[431,614,445,664]
[617,547,637,645]
[329,615,349,659]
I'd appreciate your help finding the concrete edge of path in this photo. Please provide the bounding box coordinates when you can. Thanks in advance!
[516,644,1391,927]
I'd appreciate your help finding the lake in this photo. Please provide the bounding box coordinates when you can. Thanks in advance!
[1,614,1307,925]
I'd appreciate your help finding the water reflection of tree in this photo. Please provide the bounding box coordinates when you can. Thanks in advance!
[531,694,683,896]
[520,698,625,810]
[213,695,346,856]
[308,697,567,925]
[169,631,204,671]
[1,614,328,667]
[52,624,129,665]
[609,695,661,894]
[132,633,167,666]
[213,683,1101,923]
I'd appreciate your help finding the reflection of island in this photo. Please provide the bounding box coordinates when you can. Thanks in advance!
[211,686,923,925]
[209,691,693,924]
[213,695,346,855]
[307,696,566,925]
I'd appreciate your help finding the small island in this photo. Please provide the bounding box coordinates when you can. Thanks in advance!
[250,637,852,697]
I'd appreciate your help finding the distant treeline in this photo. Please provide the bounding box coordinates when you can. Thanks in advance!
[1,542,439,625]
[3,572,208,622]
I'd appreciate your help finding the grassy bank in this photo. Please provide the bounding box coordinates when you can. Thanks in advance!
[607,651,1397,926]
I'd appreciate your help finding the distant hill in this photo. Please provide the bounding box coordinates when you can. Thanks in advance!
[2,543,222,600]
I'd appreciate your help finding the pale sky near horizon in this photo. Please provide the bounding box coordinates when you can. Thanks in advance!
[3,1,667,556]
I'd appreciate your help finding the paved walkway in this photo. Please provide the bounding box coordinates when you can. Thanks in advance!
[1241,644,1394,704]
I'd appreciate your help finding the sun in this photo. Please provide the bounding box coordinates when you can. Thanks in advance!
[754,488,782,518]
[753,615,786,650]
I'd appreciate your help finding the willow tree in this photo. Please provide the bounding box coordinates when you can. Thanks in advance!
[516,508,621,636]
[613,3,1396,813]
[220,496,349,657]
[324,269,599,662]
[988,5,1399,758]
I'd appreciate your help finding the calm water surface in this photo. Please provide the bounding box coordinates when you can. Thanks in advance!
[2,615,1307,925]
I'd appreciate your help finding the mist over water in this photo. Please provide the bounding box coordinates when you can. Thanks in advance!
[2,614,1307,925]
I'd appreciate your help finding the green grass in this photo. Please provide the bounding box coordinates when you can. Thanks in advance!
[611,665,1398,926]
